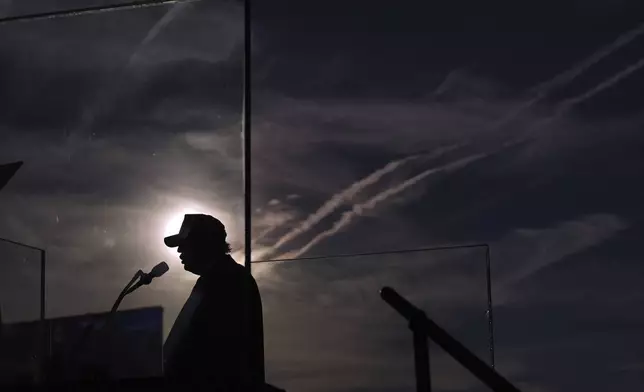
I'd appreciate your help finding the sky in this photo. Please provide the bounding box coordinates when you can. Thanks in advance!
[1,0,644,391]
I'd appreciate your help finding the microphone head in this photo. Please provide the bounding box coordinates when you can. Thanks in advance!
[149,261,169,278]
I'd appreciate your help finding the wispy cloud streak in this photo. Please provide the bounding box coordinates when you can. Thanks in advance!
[259,145,458,259]
[488,22,644,130]
[554,57,644,114]
[261,22,644,259]
[526,56,644,134]
[281,54,644,258]
[281,152,490,259]
[66,2,189,153]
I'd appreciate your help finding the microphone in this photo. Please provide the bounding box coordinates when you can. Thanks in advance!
[125,262,169,295]
[71,262,170,372]
[140,261,170,285]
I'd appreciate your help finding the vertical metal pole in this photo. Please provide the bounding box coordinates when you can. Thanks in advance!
[485,245,495,368]
[242,0,265,386]
[40,249,46,323]
[242,0,252,272]
[241,0,252,273]
[39,249,46,384]
[413,325,431,392]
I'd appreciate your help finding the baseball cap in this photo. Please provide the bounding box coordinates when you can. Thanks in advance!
[164,214,227,248]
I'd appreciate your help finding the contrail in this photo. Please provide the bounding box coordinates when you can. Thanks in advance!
[280,56,644,259]
[251,222,289,246]
[259,144,460,258]
[260,156,418,257]
[530,22,644,96]
[128,1,189,64]
[281,152,491,260]
[255,68,471,256]
[525,56,644,135]
[66,2,189,151]
[486,22,644,131]
[260,24,644,258]
[555,56,644,114]
[254,226,278,243]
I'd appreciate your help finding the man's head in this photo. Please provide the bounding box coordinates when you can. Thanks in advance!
[164,214,231,275]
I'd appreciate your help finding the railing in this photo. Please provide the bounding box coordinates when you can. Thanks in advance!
[381,287,520,392]
[257,245,493,391]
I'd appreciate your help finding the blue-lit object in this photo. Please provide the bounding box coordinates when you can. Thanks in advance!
[0,307,164,383]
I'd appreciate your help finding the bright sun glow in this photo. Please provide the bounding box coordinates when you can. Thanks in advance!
[161,204,234,256]
[163,206,204,253]
[163,208,204,237]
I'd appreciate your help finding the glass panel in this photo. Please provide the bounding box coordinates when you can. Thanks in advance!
[431,345,496,392]
[257,247,491,392]
[0,242,40,323]
[0,0,242,383]
[0,243,42,384]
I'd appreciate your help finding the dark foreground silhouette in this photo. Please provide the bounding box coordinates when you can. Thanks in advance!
[163,214,268,390]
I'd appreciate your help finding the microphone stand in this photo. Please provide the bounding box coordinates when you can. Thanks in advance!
[64,269,146,381]
[112,270,145,314]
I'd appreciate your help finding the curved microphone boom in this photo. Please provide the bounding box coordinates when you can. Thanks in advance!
[70,261,170,374]
[141,261,170,284]
[126,261,169,294]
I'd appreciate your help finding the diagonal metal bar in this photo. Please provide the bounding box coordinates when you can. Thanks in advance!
[381,287,520,392]
[0,0,200,25]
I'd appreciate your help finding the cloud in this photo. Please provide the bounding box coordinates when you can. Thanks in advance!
[0,0,242,135]
[2,4,644,390]
[183,128,240,158]
[553,56,644,114]
[278,152,492,259]
[245,23,644,262]
[249,66,642,389]
[479,20,644,137]
[492,214,628,303]
[259,150,434,259]
[267,48,644,259]
[130,2,192,60]
[528,21,644,96]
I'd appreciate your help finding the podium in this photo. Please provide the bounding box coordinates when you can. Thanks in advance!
[0,307,163,385]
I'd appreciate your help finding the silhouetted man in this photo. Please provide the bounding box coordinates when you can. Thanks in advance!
[163,214,264,389]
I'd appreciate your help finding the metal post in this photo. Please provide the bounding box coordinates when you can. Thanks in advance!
[485,245,495,368]
[0,238,47,383]
[40,249,46,323]
[412,322,431,392]
[382,287,521,392]
[242,0,252,272]
[0,238,46,319]
[39,249,47,383]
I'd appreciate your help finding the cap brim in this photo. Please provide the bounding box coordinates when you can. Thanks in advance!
[164,234,182,248]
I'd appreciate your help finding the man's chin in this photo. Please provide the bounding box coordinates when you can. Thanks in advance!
[183,265,203,276]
